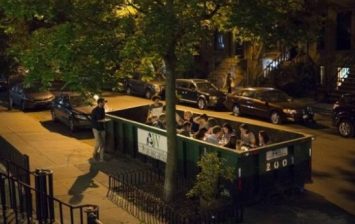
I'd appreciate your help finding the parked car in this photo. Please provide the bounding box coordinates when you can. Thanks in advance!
[332,93,355,137]
[224,87,314,124]
[124,73,165,99]
[51,93,95,132]
[176,79,226,109]
[9,83,54,110]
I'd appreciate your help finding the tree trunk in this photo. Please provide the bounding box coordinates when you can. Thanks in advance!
[163,52,178,202]
[246,42,264,86]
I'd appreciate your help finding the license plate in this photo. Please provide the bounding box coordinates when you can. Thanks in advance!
[266,147,288,161]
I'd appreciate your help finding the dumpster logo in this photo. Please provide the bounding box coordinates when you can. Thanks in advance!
[137,128,167,162]
[146,132,160,148]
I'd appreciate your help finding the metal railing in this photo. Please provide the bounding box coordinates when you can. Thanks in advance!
[107,170,243,224]
[0,137,30,184]
[0,172,100,224]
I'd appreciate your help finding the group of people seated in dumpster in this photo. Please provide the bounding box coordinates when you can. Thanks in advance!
[146,95,270,150]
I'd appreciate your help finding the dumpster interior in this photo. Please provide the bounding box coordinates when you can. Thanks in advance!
[108,105,305,145]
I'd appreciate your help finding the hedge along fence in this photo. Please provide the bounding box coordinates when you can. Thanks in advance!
[106,105,313,200]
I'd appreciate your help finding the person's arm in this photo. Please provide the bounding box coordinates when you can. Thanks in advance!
[250,132,256,147]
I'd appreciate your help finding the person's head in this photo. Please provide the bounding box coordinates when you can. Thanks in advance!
[152,95,161,104]
[258,130,270,145]
[148,115,158,123]
[223,123,233,134]
[212,125,223,137]
[198,114,208,125]
[183,111,193,120]
[239,123,250,134]
[97,98,106,108]
[158,114,166,122]
[194,128,208,140]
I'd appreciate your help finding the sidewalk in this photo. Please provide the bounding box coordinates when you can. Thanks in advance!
[0,106,140,224]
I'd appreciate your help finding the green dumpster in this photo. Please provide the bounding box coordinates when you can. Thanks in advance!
[107,105,313,201]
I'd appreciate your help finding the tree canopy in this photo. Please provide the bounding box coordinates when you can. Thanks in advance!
[0,0,322,201]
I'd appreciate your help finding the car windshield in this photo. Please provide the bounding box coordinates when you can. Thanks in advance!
[69,95,94,107]
[195,82,218,92]
[262,90,290,102]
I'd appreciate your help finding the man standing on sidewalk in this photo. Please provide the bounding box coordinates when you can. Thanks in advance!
[91,98,107,161]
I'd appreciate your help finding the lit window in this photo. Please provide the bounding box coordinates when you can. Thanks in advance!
[337,67,350,87]
[215,33,225,50]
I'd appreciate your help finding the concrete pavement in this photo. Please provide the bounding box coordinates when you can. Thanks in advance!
[0,105,140,224]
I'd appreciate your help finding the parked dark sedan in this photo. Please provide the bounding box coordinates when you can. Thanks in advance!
[224,87,314,124]
[51,93,94,131]
[176,79,226,109]
[9,83,54,110]
[332,93,355,137]
[124,73,165,99]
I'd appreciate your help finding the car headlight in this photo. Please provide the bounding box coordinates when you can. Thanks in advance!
[209,96,217,100]
[282,109,297,114]
[153,84,160,93]
[74,114,88,120]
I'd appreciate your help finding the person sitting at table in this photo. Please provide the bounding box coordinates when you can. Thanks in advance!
[193,114,209,132]
[177,110,193,128]
[153,114,166,129]
[193,127,208,140]
[146,115,158,125]
[222,123,235,143]
[224,135,238,150]
[178,121,192,137]
[239,123,256,148]
[147,95,165,122]
[205,125,223,145]
[258,130,270,146]
[206,118,219,135]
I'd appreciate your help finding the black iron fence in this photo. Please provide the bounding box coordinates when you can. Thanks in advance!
[0,137,30,184]
[107,170,243,224]
[0,172,100,224]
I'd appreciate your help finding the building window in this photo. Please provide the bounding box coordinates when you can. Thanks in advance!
[215,33,225,50]
[337,67,350,87]
[336,11,352,50]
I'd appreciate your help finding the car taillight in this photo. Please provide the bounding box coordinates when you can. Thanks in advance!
[333,101,340,110]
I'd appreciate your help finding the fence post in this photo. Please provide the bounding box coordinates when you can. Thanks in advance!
[34,169,54,223]
[86,206,102,224]
[0,174,8,224]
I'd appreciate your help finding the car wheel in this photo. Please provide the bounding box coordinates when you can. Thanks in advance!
[145,89,152,99]
[232,104,241,116]
[126,86,132,95]
[51,110,57,122]
[69,119,76,132]
[197,98,206,110]
[270,111,282,124]
[338,120,354,137]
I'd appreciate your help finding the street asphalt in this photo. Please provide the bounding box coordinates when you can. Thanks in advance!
[0,94,354,223]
